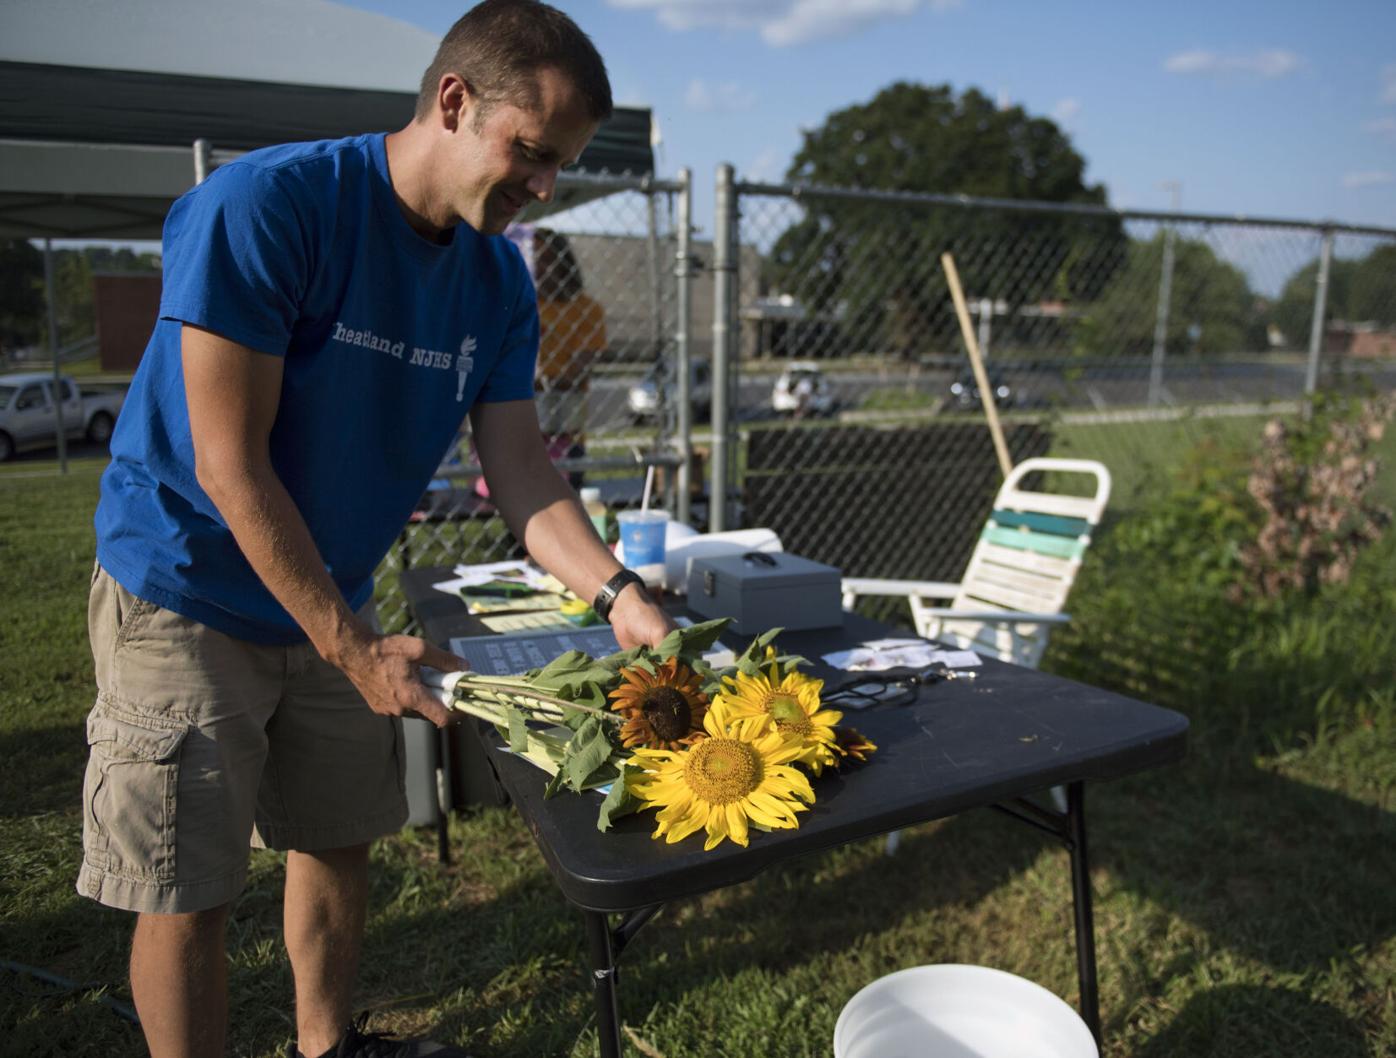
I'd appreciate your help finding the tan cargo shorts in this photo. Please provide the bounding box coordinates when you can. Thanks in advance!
[77,564,408,914]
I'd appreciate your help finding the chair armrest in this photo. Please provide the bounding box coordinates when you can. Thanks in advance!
[924,608,1072,625]
[841,577,961,599]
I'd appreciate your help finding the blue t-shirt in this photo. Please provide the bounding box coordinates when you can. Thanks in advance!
[96,133,538,644]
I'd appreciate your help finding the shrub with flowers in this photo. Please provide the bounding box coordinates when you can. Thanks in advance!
[429,619,876,850]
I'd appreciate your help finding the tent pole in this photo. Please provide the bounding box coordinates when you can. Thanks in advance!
[43,238,69,474]
[194,138,211,184]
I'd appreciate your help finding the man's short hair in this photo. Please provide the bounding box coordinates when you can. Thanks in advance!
[416,0,613,125]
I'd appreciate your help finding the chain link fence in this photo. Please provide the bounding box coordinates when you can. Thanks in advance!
[719,180,1396,609]
[375,167,1396,637]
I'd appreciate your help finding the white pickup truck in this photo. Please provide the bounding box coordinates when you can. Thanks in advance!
[0,372,126,461]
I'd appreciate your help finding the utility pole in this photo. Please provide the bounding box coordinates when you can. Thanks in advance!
[1148,181,1181,408]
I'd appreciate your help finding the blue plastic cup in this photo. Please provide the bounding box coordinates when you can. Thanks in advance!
[617,509,668,575]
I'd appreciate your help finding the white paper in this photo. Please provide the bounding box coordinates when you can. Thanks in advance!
[821,642,981,671]
[433,560,558,596]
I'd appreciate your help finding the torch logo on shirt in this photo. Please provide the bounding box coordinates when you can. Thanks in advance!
[456,335,477,402]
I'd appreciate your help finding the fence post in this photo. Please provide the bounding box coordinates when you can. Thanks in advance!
[673,168,694,526]
[43,238,68,474]
[710,164,736,532]
[193,138,212,185]
[1303,227,1334,405]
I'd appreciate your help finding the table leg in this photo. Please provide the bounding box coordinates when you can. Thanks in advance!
[584,910,623,1058]
[433,724,452,865]
[1066,781,1101,1045]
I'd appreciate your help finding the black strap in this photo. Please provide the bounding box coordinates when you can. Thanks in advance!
[593,568,646,623]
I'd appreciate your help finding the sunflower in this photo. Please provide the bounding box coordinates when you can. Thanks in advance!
[608,657,709,751]
[626,702,814,850]
[832,726,878,766]
[716,660,843,776]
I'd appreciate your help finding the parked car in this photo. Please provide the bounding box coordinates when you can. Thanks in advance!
[771,362,836,417]
[627,359,712,422]
[0,372,126,461]
[949,366,1019,411]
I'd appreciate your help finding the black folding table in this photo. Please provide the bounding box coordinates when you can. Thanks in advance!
[399,567,1188,1056]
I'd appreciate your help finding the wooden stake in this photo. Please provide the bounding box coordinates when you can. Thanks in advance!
[941,251,1012,479]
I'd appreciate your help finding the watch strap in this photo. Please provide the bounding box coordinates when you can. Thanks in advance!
[593,569,645,623]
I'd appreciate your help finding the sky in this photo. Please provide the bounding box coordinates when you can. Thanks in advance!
[329,0,1396,240]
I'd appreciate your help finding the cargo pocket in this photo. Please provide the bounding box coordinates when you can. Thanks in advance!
[83,705,190,883]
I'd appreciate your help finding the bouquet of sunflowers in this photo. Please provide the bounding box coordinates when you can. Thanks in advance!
[427,619,875,850]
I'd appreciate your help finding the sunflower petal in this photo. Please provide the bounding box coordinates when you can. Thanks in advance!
[725,802,749,845]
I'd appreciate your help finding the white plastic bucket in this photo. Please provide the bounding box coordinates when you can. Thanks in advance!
[834,964,1099,1058]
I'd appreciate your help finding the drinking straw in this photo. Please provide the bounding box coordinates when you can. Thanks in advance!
[640,464,655,512]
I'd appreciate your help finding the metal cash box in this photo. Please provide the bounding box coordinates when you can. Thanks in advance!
[685,551,843,634]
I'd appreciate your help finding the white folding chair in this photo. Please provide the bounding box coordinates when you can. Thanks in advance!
[841,457,1111,842]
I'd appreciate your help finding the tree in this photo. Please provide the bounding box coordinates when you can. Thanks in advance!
[51,246,162,349]
[763,83,1126,359]
[1270,257,1358,350]
[0,242,161,360]
[1347,244,1396,326]
[1075,234,1264,357]
[1270,243,1396,349]
[0,240,45,355]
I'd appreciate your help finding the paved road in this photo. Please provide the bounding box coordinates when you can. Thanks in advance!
[586,359,1396,433]
[9,360,1391,463]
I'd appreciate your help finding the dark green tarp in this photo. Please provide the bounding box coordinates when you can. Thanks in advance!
[0,60,652,238]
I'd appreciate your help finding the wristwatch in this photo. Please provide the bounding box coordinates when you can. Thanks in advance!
[593,569,646,624]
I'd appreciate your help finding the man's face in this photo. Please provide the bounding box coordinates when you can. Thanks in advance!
[448,66,598,236]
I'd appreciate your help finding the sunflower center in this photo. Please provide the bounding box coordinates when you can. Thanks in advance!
[641,687,693,741]
[683,737,761,804]
[765,692,811,735]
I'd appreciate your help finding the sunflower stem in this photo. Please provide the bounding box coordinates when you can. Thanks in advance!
[453,674,619,720]
[450,689,620,727]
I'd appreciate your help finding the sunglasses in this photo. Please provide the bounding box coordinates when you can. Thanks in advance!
[825,664,977,710]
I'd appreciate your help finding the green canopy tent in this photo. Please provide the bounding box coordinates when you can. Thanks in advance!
[0,60,653,240]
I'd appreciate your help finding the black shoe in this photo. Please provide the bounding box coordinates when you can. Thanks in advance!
[292,1012,471,1058]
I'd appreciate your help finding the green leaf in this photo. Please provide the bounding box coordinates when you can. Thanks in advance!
[559,717,616,793]
[505,704,528,753]
[676,617,732,655]
[596,765,641,831]
[534,650,595,678]
[655,617,733,662]
[543,768,567,799]
[739,628,784,666]
[573,681,609,710]
[596,645,647,672]
[529,658,617,697]
[655,628,685,659]
[558,705,591,732]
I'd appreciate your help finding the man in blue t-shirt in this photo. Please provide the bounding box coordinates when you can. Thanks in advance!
[78,3,671,1056]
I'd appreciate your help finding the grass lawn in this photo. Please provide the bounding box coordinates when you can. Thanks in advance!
[3,441,1394,1056]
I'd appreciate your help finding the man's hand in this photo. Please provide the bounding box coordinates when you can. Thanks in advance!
[328,630,467,728]
[608,583,676,650]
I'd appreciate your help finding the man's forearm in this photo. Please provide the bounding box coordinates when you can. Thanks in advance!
[493,463,623,602]
[197,458,367,662]
[471,399,673,649]
[198,458,458,725]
